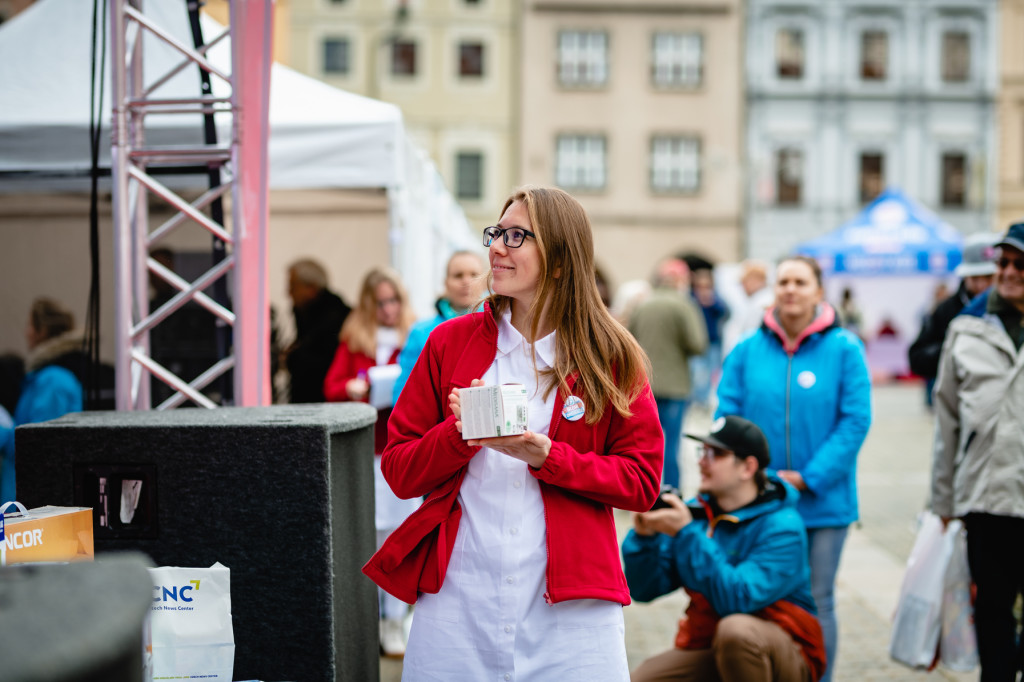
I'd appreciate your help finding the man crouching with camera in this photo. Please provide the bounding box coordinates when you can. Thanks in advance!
[622,416,826,682]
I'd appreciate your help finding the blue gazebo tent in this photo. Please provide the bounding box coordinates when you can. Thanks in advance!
[796,188,964,276]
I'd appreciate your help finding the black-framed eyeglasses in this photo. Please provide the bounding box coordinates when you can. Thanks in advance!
[483,226,535,249]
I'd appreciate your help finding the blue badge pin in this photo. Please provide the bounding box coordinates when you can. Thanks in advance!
[562,395,585,422]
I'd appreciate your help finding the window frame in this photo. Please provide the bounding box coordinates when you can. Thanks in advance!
[651,32,703,89]
[390,39,418,77]
[940,151,968,208]
[858,151,885,204]
[455,151,485,201]
[557,30,609,89]
[555,134,608,192]
[775,147,804,206]
[650,135,701,194]
[322,37,351,76]
[775,27,805,81]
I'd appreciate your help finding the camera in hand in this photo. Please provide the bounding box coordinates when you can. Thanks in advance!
[649,485,682,511]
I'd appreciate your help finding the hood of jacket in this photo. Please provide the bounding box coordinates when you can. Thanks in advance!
[960,287,991,318]
[689,474,799,527]
[761,303,839,354]
[26,331,86,374]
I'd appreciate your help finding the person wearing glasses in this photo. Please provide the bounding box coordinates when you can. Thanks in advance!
[363,186,663,680]
[623,415,826,682]
[931,222,1024,682]
[714,255,872,682]
[322,265,417,657]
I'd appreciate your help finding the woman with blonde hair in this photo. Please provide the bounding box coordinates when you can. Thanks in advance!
[364,186,664,679]
[323,265,417,657]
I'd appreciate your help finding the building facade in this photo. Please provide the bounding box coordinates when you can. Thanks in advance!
[288,0,519,231]
[745,0,999,261]
[997,0,1024,230]
[518,0,745,288]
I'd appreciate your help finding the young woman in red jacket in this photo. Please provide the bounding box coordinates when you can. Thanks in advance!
[364,186,664,680]
[322,265,416,657]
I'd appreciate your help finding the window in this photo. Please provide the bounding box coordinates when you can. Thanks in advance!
[941,31,970,83]
[558,31,608,87]
[776,28,804,80]
[651,33,703,88]
[391,40,417,77]
[556,135,606,190]
[776,148,803,205]
[859,152,884,203]
[322,38,350,75]
[861,31,887,81]
[459,42,485,78]
[650,136,700,193]
[941,152,967,207]
[456,152,484,200]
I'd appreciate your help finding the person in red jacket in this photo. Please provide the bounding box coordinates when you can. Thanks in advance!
[322,265,416,657]
[363,186,664,680]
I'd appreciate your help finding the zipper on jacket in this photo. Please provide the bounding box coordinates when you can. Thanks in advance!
[785,353,793,470]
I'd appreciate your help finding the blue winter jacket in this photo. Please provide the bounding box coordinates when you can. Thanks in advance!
[622,475,816,616]
[2,364,83,503]
[715,305,871,528]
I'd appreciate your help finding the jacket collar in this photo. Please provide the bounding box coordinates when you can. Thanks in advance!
[690,474,798,531]
[762,303,838,354]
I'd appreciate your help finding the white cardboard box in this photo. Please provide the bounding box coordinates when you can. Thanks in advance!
[460,384,529,439]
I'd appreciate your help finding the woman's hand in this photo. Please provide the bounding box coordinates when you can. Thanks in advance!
[778,469,807,491]
[633,493,692,537]
[345,377,369,401]
[449,379,485,434]
[467,430,552,470]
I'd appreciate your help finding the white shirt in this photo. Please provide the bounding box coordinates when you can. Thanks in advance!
[403,311,628,682]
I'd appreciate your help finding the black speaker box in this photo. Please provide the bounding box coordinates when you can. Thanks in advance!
[16,403,379,682]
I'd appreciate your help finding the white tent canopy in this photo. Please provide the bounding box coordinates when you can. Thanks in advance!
[0,0,474,315]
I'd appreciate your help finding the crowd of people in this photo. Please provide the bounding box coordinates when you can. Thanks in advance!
[3,183,1021,681]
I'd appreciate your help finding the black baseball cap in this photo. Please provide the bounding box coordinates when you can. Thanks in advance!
[685,416,770,470]
[997,222,1024,253]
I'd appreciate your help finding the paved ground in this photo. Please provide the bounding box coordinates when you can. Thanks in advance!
[380,383,977,681]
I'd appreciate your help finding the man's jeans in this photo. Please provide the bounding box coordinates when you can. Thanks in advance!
[654,397,688,490]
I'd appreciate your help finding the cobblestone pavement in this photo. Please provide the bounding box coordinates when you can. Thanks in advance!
[380,383,978,681]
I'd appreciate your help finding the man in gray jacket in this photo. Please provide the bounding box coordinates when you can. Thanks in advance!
[629,258,707,490]
[931,222,1024,682]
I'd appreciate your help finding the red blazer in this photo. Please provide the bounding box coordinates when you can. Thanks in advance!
[363,308,664,605]
[323,340,400,453]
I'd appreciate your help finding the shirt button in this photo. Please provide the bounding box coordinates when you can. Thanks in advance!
[513,480,522,488]
[510,527,518,535]
[504,675,511,681]
[506,576,514,584]
[504,625,512,633]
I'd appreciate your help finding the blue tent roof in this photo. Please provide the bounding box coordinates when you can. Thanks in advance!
[796,188,964,275]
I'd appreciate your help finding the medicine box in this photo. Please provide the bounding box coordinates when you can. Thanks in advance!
[460,384,529,440]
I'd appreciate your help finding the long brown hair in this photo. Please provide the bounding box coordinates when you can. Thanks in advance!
[486,186,650,424]
[340,266,416,358]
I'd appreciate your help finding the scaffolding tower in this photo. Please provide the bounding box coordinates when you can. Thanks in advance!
[108,0,272,409]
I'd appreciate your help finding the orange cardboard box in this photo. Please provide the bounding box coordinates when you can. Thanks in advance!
[1,506,94,565]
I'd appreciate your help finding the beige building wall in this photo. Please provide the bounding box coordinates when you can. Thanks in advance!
[998,0,1024,231]
[288,0,519,231]
[519,0,744,291]
[203,0,292,65]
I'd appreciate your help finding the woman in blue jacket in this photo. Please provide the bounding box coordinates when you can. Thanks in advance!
[715,255,871,682]
[2,299,85,504]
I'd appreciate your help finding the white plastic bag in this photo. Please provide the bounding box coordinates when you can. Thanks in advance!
[890,512,953,669]
[148,562,235,682]
[940,522,978,672]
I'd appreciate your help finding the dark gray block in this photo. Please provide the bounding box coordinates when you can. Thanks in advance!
[16,403,379,682]
[0,552,153,682]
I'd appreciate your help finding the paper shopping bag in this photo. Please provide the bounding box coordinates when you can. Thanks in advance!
[148,562,234,682]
